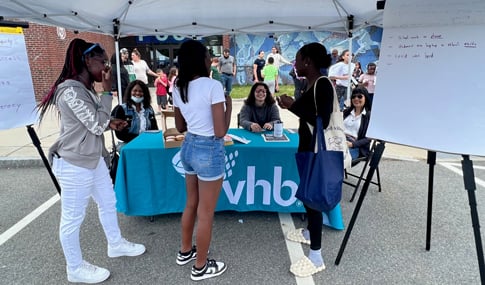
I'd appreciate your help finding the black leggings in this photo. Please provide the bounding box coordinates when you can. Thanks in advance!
[305,204,323,250]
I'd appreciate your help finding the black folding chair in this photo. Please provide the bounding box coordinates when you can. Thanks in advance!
[237,113,241,128]
[343,140,383,202]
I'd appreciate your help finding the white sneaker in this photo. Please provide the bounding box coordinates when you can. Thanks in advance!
[67,260,110,284]
[108,238,146,258]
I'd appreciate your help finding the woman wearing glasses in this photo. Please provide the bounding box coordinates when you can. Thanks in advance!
[239,82,281,132]
[38,39,146,284]
[343,87,372,160]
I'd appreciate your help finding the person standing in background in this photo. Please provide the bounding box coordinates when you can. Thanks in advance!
[253,50,265,83]
[167,66,178,106]
[330,49,339,65]
[289,61,307,100]
[359,62,377,108]
[173,40,232,281]
[120,48,136,82]
[131,48,158,84]
[37,39,146,284]
[154,68,169,112]
[110,52,129,101]
[262,57,279,96]
[329,49,354,110]
[218,48,236,96]
[352,61,363,81]
[266,46,292,92]
[210,57,222,84]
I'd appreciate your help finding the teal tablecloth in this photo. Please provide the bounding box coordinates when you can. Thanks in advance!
[114,128,344,230]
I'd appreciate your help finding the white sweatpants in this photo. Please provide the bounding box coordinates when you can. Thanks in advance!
[52,157,122,270]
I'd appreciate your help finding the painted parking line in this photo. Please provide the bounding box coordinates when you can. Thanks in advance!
[0,194,59,246]
[439,162,485,188]
[279,213,316,285]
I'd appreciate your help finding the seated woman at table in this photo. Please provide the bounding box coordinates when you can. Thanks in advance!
[343,87,371,160]
[111,80,158,143]
[239,82,281,132]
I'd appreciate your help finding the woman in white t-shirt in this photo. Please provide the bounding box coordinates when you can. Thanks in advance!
[172,40,232,281]
[329,49,355,110]
[130,48,158,84]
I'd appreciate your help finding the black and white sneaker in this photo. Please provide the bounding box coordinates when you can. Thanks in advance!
[176,245,197,265]
[191,259,227,281]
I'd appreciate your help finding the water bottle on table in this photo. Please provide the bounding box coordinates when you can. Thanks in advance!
[273,120,283,137]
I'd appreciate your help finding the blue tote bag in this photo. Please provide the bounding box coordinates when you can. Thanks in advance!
[295,116,344,212]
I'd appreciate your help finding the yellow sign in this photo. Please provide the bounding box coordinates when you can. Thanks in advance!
[0,26,23,34]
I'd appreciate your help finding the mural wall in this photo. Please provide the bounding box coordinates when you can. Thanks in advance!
[234,26,383,85]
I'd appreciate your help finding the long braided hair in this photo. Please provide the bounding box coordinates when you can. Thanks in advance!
[37,38,105,122]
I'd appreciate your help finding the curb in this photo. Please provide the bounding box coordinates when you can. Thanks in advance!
[0,158,45,168]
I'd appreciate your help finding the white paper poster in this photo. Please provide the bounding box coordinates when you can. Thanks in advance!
[0,26,38,130]
[367,0,485,155]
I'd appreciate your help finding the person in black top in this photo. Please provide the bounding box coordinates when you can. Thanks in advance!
[110,52,129,100]
[252,50,266,82]
[277,42,333,277]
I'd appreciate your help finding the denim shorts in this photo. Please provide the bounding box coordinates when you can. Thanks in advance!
[180,132,225,181]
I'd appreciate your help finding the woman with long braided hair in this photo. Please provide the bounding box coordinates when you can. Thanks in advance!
[38,38,146,284]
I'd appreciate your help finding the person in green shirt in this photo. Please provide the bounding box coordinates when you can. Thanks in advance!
[262,57,278,96]
[210,57,222,84]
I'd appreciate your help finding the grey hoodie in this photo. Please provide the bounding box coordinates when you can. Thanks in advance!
[48,80,113,169]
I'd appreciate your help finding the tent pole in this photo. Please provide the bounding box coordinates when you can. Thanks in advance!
[114,40,122,103]
[346,15,354,104]
[113,19,122,104]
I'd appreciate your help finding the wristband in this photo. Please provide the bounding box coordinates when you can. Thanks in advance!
[102,91,112,96]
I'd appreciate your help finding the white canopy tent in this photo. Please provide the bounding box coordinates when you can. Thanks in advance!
[0,0,383,102]
[0,0,382,38]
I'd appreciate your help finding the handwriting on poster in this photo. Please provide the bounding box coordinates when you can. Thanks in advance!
[385,32,478,64]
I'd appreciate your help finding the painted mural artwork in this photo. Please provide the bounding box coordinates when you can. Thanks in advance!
[234,26,383,85]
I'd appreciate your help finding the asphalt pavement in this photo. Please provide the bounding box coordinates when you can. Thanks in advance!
[2,92,485,284]
[2,159,485,284]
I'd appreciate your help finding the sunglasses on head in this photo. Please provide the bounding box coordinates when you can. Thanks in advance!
[351,94,364,99]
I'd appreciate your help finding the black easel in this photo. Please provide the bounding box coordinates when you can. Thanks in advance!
[461,155,485,284]
[412,152,484,282]
[26,125,61,194]
[426,151,436,250]
[335,141,385,265]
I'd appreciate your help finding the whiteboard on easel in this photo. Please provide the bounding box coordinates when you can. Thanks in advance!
[0,27,38,130]
[367,0,485,156]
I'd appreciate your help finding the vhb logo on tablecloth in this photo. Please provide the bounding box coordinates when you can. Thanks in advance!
[171,150,300,208]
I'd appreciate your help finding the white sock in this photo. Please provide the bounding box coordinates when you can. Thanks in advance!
[308,249,324,267]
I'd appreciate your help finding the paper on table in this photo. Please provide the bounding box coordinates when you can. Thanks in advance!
[262,133,289,142]
[227,133,251,144]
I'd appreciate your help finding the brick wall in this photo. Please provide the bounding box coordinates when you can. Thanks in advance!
[222,35,232,51]
[23,23,114,101]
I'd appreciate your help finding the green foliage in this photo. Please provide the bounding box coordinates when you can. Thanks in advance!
[230,85,295,99]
